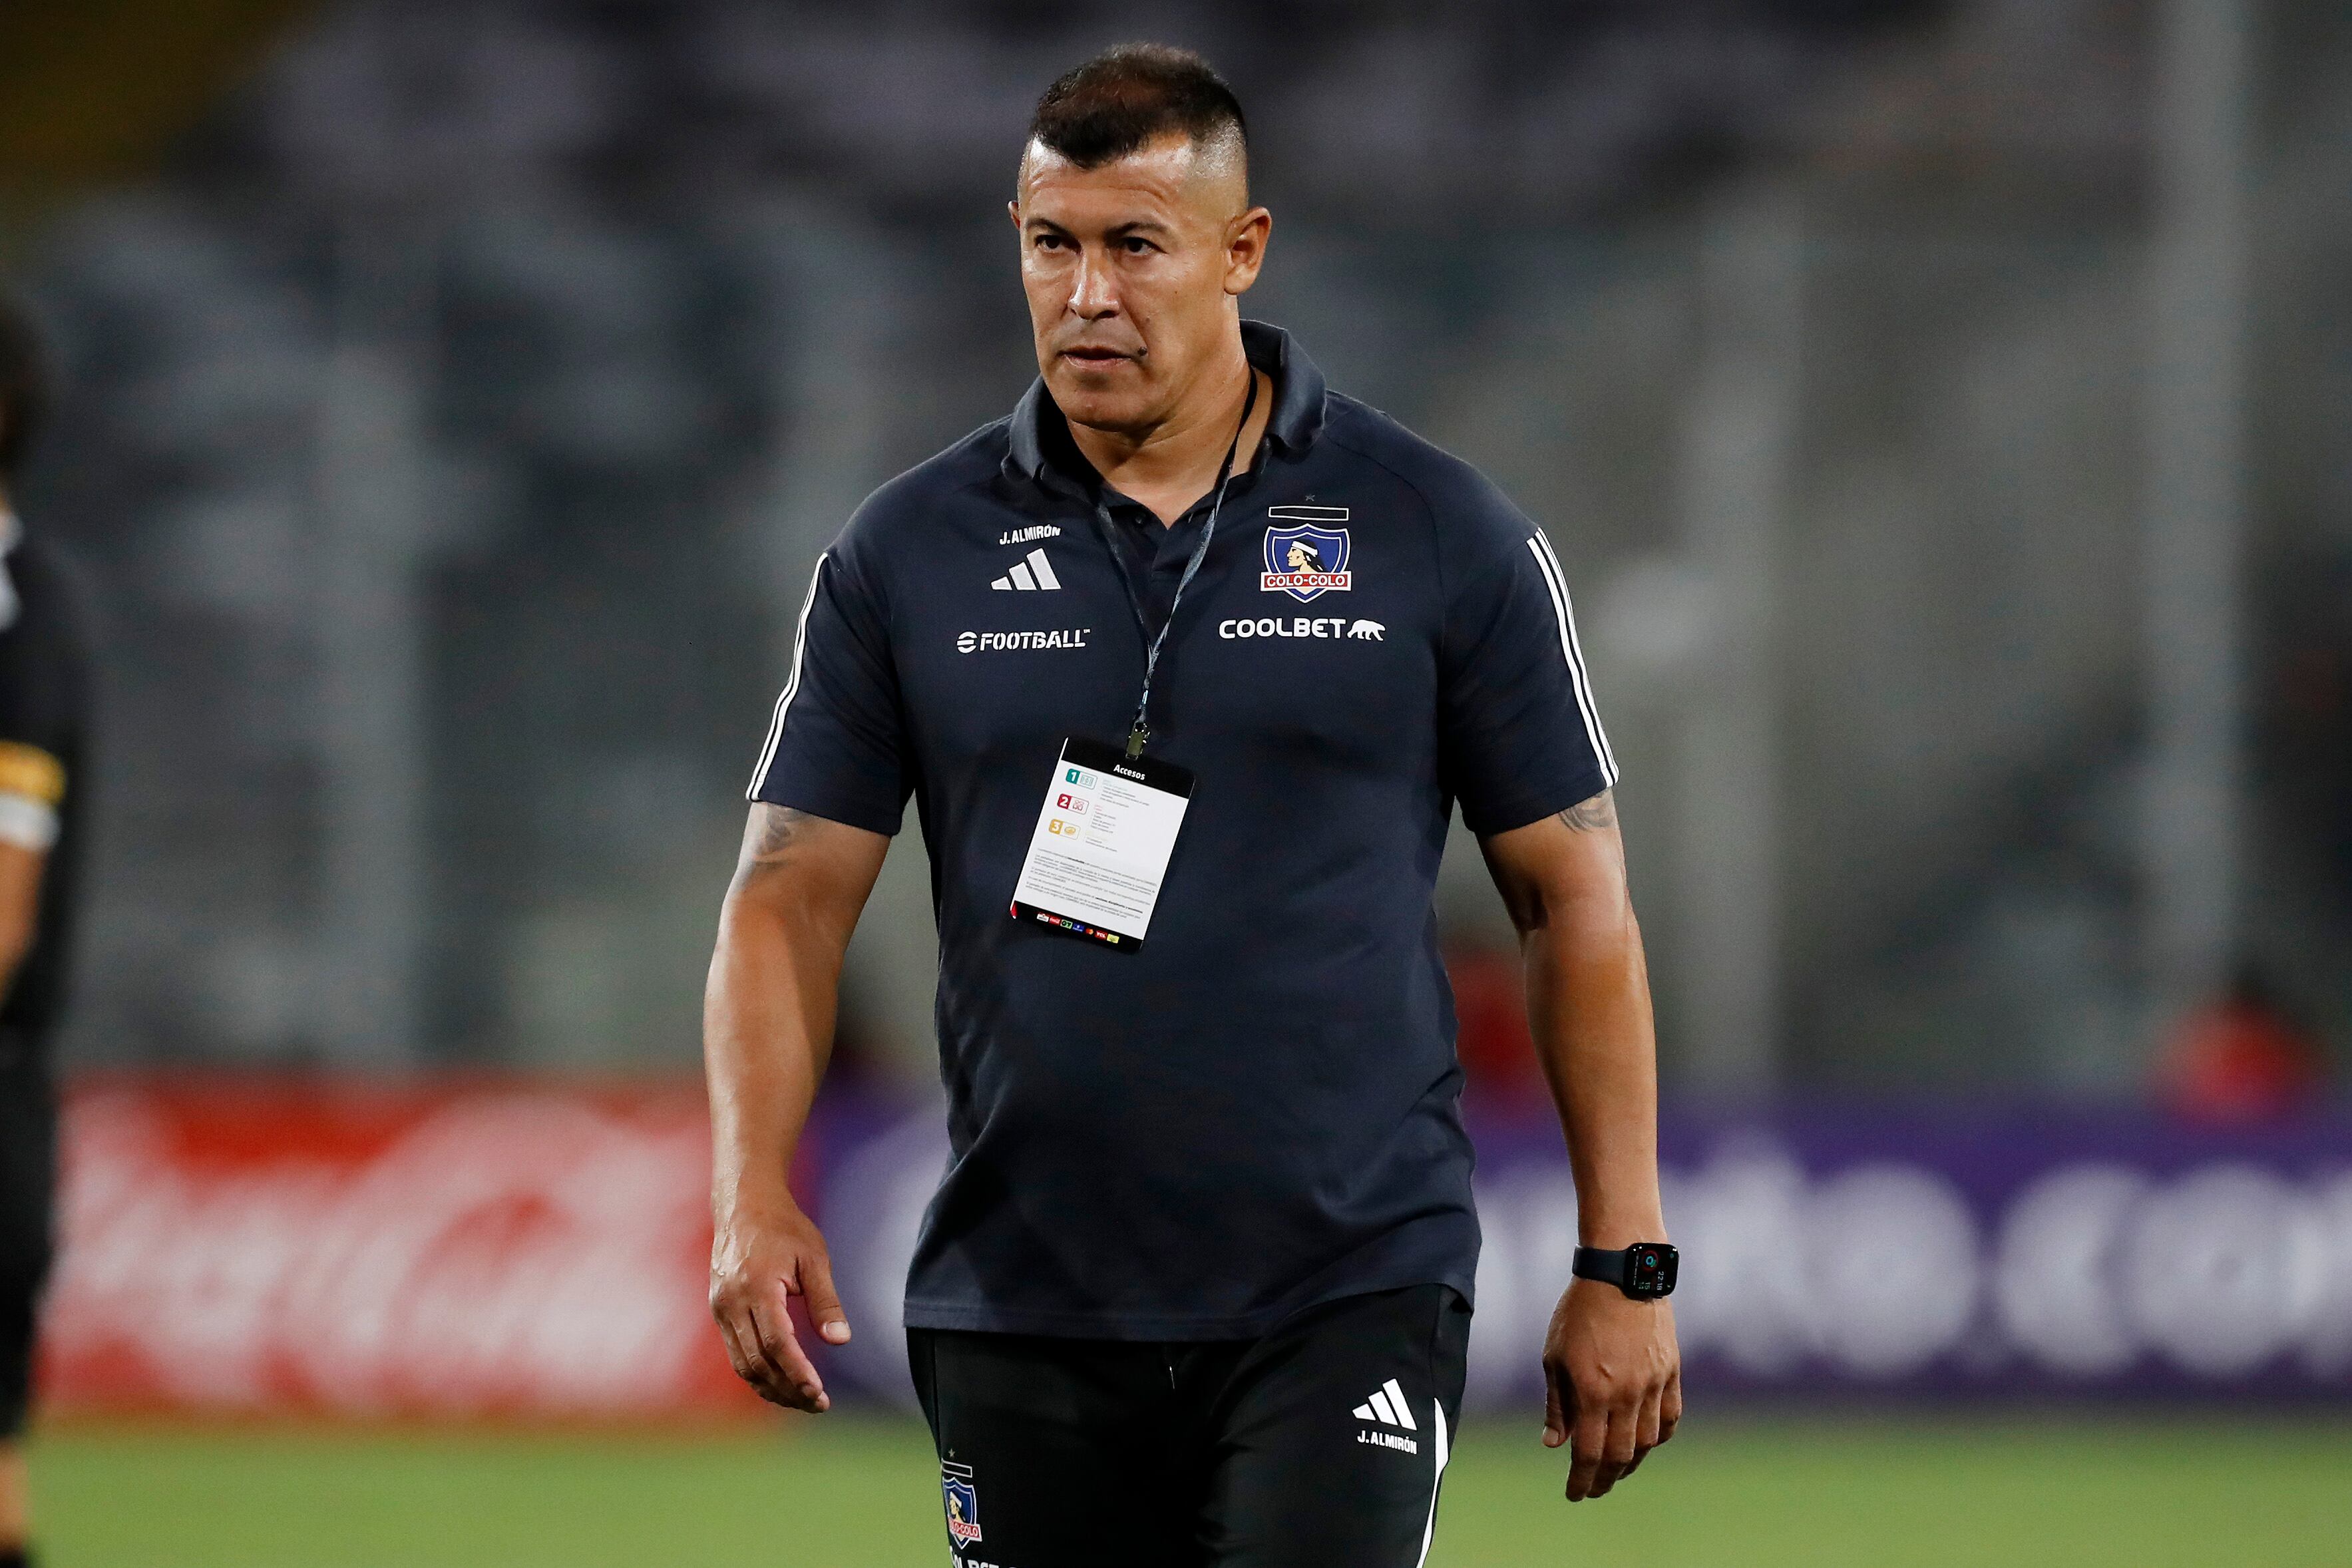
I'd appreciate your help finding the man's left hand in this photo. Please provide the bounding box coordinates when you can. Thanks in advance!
[1541,1277,1681,1501]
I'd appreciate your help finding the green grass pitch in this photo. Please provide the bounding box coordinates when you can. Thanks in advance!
[27,1414,2352,1566]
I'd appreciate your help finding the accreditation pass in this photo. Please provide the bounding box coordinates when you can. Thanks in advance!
[1009,737,1195,952]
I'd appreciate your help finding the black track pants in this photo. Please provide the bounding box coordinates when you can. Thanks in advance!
[908,1284,1471,1568]
[0,1059,55,1440]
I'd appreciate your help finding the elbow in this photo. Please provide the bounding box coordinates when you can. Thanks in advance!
[1517,879,1639,956]
[717,873,855,969]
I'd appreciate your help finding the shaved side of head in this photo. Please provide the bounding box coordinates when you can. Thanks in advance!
[1020,44,1249,204]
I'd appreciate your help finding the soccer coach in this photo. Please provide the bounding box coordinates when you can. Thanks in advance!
[705,44,1679,1565]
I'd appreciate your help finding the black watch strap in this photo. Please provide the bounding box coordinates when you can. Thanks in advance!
[1571,1243,1679,1301]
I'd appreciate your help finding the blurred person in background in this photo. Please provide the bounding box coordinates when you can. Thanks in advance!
[0,292,95,1568]
[705,45,1677,1565]
[2152,964,2325,1123]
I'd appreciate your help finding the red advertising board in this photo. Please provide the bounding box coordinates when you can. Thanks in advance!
[43,1077,2349,1416]
[41,1076,749,1420]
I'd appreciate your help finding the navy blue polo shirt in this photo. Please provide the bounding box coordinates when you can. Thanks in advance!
[751,321,1617,1338]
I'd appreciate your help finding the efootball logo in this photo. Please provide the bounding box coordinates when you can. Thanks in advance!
[1261,506,1352,602]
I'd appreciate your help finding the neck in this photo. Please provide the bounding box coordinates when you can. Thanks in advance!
[1066,331,1269,526]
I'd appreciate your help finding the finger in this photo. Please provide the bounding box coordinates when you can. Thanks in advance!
[715,1312,759,1386]
[752,1299,827,1411]
[1586,1396,1641,1499]
[1659,1368,1684,1444]
[719,1303,775,1388]
[725,1303,799,1407]
[1619,1383,1665,1481]
[1565,1397,1610,1500]
[1541,1362,1569,1448]
[719,1307,801,1410]
[800,1249,853,1346]
[1636,1378,1665,1454]
[751,1294,829,1412]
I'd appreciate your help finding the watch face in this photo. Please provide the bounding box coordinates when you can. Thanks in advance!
[1627,1245,1679,1300]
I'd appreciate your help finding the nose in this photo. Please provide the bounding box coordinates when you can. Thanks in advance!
[1068,245,1119,321]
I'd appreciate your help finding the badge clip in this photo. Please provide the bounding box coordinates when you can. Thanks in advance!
[1124,725,1150,760]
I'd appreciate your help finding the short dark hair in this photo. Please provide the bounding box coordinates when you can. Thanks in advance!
[1028,44,1247,174]
[0,290,49,483]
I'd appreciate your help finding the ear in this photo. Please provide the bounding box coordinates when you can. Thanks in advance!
[1007,199,1023,232]
[1224,206,1272,298]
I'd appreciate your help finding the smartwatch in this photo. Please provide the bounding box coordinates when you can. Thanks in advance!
[1572,1243,1678,1301]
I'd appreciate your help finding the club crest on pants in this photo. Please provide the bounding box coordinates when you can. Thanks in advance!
[942,1462,984,1547]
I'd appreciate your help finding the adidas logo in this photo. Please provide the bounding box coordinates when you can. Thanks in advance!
[1352,1378,1420,1453]
[992,548,1062,592]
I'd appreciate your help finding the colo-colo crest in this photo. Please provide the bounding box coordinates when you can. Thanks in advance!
[1261,505,1352,602]
[941,1464,983,1547]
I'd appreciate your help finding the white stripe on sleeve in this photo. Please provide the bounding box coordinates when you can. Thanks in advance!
[1524,530,1619,785]
[746,552,830,800]
[0,792,59,852]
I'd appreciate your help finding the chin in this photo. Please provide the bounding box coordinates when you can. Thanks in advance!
[1046,368,1155,433]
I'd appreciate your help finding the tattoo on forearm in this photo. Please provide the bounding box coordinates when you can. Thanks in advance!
[740,805,812,871]
[1559,790,1617,833]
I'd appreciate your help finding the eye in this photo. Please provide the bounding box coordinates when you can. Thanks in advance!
[1121,236,1157,255]
[1032,233,1068,252]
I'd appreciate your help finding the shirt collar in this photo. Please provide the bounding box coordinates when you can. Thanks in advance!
[1004,319,1328,492]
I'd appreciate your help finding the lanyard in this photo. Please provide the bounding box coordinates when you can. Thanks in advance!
[1113,371,1259,760]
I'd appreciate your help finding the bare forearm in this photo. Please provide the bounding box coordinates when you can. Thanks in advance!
[703,896,840,1215]
[1483,793,1666,1247]
[1523,900,1665,1247]
[1484,794,1682,1494]
[701,805,886,1220]
[700,805,886,1411]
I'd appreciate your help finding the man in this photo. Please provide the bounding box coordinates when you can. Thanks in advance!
[705,45,1678,1565]
[0,293,95,1568]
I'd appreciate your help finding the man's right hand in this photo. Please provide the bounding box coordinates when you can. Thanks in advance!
[709,1199,853,1412]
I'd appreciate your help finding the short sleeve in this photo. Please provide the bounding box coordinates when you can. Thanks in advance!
[1438,519,1618,836]
[745,536,909,836]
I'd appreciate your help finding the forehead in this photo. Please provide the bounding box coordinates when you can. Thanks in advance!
[1017,134,1230,226]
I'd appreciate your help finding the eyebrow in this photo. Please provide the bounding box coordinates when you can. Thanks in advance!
[1021,216,1176,237]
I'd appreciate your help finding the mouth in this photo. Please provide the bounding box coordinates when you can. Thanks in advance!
[1057,346,1135,368]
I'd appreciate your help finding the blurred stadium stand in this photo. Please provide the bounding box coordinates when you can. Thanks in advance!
[0,0,2347,1111]
[0,0,315,221]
